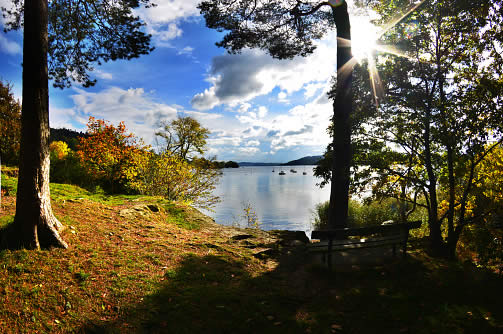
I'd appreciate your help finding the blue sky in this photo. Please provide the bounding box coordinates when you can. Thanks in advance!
[0,0,377,163]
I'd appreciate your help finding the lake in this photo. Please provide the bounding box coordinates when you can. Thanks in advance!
[201,166,330,234]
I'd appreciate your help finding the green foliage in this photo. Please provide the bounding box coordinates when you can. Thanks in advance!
[49,148,90,188]
[461,223,503,272]
[2,0,154,88]
[198,0,335,59]
[312,198,427,230]
[313,0,503,256]
[156,116,210,160]
[0,169,17,196]
[242,202,260,229]
[0,81,21,166]
[131,152,221,210]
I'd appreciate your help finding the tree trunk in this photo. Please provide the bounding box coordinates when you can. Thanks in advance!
[10,0,67,249]
[328,3,353,230]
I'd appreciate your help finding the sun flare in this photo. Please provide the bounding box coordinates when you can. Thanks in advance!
[351,19,379,63]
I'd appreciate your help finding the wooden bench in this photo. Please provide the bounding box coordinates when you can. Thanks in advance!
[310,220,422,269]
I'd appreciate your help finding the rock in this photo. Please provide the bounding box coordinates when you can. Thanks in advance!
[253,248,275,259]
[231,234,254,241]
[147,204,160,212]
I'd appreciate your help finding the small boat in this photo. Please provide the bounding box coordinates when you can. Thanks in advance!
[272,169,275,172]
[279,170,286,175]
[302,171,307,175]
[290,169,297,173]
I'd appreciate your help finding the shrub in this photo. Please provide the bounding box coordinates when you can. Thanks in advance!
[77,117,149,193]
[130,152,220,210]
[312,198,404,230]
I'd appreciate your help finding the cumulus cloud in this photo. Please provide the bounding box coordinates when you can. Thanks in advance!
[191,33,338,110]
[137,0,201,47]
[284,125,314,137]
[0,34,21,55]
[67,87,181,144]
[277,91,289,104]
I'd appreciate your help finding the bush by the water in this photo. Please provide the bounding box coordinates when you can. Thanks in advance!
[313,198,414,229]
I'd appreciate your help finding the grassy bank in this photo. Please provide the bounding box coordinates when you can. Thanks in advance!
[0,175,502,333]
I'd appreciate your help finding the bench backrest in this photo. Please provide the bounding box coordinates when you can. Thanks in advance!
[311,220,422,240]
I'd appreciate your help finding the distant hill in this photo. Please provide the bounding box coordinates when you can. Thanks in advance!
[238,155,322,167]
[281,155,322,166]
[238,162,281,167]
[50,128,88,150]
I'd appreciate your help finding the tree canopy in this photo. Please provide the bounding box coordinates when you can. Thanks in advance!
[314,0,503,257]
[156,116,211,160]
[0,81,21,166]
[2,0,154,88]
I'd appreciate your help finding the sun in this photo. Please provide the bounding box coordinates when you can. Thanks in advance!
[351,18,379,63]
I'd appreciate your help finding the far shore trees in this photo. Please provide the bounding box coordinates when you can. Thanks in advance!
[0,0,154,249]
[198,0,354,229]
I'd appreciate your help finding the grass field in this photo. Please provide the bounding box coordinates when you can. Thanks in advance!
[0,173,502,333]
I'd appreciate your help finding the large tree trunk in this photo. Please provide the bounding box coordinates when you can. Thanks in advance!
[328,3,353,230]
[9,0,67,249]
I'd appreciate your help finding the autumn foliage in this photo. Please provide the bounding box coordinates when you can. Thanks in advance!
[77,117,149,193]
[0,81,21,165]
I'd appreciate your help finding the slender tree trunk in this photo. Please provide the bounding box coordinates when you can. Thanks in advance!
[423,109,443,254]
[10,0,67,249]
[328,3,353,230]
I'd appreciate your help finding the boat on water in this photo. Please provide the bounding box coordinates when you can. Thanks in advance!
[290,169,297,173]
[272,169,275,172]
[302,171,307,175]
[279,170,286,175]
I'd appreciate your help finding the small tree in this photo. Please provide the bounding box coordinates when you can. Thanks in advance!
[0,81,21,166]
[156,116,210,160]
[131,151,221,210]
[77,117,150,193]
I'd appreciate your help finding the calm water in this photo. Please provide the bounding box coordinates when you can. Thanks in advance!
[202,166,330,234]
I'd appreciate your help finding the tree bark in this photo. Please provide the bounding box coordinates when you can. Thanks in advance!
[328,3,352,230]
[10,0,67,249]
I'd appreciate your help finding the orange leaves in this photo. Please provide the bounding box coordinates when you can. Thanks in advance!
[76,117,150,192]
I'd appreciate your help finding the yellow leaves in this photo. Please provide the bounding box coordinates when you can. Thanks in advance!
[49,141,70,160]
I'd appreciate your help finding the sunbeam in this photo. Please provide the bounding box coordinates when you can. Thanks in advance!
[345,0,429,108]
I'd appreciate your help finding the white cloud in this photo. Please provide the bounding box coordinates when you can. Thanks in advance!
[257,106,268,118]
[304,82,326,99]
[157,23,183,42]
[0,34,21,55]
[177,46,194,56]
[138,0,201,25]
[246,140,260,147]
[277,91,289,104]
[67,86,180,144]
[95,70,113,80]
[137,0,201,47]
[191,32,338,110]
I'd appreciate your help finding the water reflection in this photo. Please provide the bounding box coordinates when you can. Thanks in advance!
[202,166,330,233]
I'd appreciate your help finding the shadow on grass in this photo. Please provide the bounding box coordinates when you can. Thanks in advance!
[80,241,502,334]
